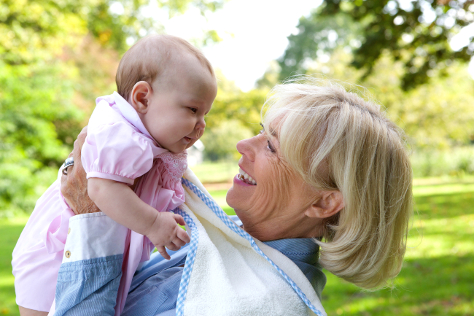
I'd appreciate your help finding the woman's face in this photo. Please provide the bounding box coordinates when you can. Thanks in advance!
[226,125,324,241]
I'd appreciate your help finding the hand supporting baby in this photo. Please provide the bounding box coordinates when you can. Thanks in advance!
[60,126,100,215]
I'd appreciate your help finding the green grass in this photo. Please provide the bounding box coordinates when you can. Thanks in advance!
[322,186,474,316]
[189,160,238,184]
[0,217,27,316]
[1,181,473,315]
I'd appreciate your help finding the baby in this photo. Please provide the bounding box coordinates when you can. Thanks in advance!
[12,34,217,315]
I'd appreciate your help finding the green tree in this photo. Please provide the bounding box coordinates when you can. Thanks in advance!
[201,72,271,161]
[278,10,361,81]
[0,0,225,214]
[0,62,83,214]
[207,71,267,135]
[302,49,474,148]
[0,0,226,64]
[280,0,474,90]
[201,120,253,161]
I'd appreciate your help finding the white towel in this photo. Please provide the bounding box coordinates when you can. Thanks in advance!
[176,169,327,316]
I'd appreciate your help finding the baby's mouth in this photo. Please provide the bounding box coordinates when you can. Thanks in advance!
[238,168,257,185]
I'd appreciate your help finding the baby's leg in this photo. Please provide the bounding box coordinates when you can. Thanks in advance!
[18,306,48,316]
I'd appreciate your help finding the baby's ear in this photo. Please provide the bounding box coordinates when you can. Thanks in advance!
[130,81,152,114]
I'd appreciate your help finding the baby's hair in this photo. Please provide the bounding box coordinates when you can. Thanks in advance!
[116,34,215,101]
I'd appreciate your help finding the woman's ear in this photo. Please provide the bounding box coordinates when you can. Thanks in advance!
[305,191,344,219]
[130,81,152,114]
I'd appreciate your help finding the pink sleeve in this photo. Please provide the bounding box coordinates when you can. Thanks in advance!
[82,122,154,184]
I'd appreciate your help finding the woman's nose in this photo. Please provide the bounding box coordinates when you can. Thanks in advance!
[236,137,256,161]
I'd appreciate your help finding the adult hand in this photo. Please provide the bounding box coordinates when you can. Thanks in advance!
[60,126,100,215]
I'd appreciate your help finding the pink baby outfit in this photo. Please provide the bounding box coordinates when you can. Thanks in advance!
[83,92,187,314]
[12,176,74,312]
[12,92,188,314]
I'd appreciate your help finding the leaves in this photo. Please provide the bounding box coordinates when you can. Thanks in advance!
[0,61,83,213]
[302,48,474,149]
[0,0,225,213]
[322,0,474,90]
[279,0,474,90]
[278,9,362,81]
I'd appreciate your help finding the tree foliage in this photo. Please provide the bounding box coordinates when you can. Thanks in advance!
[0,0,224,214]
[200,72,267,161]
[278,11,361,81]
[207,71,266,135]
[0,62,83,214]
[0,0,225,65]
[280,0,474,90]
[201,120,253,161]
[302,49,474,148]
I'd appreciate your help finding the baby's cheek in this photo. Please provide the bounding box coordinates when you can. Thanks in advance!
[197,128,204,139]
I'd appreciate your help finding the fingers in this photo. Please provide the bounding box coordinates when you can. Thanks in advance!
[77,125,88,144]
[170,238,186,251]
[155,225,190,256]
[73,128,87,165]
[156,246,170,260]
[160,234,189,255]
[166,242,180,251]
[60,170,69,202]
[60,125,99,215]
[176,227,191,244]
[173,214,190,245]
[174,214,186,226]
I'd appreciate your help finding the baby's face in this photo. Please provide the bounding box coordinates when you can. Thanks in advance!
[141,55,217,153]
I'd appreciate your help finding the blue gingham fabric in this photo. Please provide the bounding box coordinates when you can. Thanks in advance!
[174,209,198,316]
[178,178,324,316]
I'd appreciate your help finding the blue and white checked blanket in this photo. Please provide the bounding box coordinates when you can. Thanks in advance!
[174,169,327,316]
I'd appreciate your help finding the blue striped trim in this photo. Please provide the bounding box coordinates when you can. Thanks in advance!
[174,208,198,316]
[180,178,324,316]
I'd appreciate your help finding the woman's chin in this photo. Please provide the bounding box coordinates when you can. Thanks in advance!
[226,176,256,213]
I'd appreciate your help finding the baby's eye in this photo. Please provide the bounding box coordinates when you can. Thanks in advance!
[189,107,198,113]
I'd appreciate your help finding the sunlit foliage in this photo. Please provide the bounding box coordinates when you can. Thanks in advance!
[0,0,224,214]
[281,0,474,90]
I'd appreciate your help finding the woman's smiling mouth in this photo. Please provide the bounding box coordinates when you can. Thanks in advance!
[237,168,257,185]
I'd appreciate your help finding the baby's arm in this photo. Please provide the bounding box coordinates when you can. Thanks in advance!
[88,178,190,259]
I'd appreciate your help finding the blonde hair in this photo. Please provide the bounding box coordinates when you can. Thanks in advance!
[262,78,413,290]
[116,34,214,100]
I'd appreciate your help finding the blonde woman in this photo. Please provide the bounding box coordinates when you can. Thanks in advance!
[50,78,412,315]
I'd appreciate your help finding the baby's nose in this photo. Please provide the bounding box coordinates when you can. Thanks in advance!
[196,118,206,130]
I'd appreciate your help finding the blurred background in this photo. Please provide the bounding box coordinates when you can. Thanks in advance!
[1,0,474,314]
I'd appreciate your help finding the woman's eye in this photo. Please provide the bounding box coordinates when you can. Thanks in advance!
[189,107,198,113]
[267,140,276,153]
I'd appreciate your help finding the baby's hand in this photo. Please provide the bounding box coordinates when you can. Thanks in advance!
[146,212,191,260]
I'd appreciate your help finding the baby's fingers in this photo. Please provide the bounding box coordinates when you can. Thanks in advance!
[172,235,186,248]
[156,246,171,260]
[174,214,186,226]
[176,226,191,244]
[166,242,180,251]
